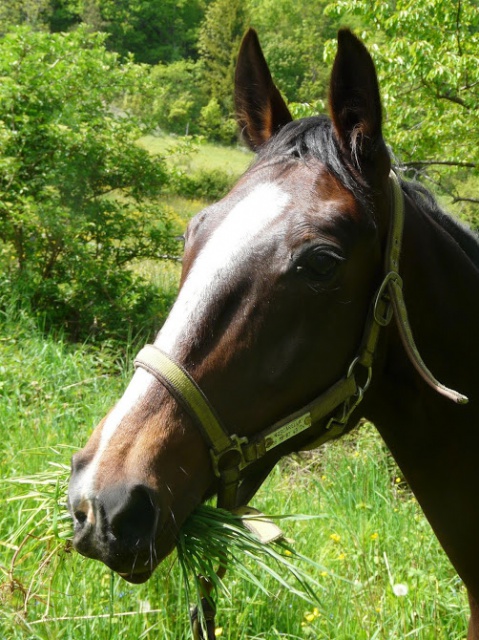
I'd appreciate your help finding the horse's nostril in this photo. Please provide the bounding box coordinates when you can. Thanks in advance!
[74,509,87,526]
[108,485,158,543]
[72,498,96,528]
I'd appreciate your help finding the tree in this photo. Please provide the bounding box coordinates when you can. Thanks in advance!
[85,0,207,64]
[0,0,51,32]
[247,0,339,105]
[325,0,479,224]
[0,27,180,341]
[197,0,248,114]
[47,0,82,31]
[147,60,207,136]
[2,0,208,65]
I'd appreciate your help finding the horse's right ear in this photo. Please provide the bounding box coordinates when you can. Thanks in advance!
[235,29,293,151]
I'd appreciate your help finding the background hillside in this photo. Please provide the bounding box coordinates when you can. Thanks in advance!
[0,0,478,342]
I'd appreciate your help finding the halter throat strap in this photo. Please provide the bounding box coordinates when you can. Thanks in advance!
[386,172,468,405]
[134,170,467,509]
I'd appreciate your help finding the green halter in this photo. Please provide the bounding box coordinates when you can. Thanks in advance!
[134,171,468,510]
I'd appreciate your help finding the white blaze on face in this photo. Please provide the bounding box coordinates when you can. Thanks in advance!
[75,183,289,499]
[156,183,291,354]
[78,367,156,498]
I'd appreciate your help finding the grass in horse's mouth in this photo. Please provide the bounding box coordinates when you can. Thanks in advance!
[176,505,329,634]
[5,450,329,637]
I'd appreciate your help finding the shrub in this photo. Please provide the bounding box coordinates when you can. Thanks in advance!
[131,63,237,144]
[0,27,181,342]
[146,60,207,136]
[168,167,234,202]
[199,98,237,144]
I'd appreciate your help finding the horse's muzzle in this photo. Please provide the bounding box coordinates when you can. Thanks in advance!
[68,479,168,582]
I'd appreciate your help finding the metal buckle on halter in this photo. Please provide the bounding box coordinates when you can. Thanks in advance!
[324,358,372,435]
[210,434,249,478]
[324,389,364,436]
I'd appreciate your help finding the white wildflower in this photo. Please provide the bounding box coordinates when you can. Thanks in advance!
[392,583,408,597]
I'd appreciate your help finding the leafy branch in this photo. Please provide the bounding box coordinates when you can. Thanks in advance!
[404,160,478,169]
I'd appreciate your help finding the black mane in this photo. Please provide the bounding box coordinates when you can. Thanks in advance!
[401,180,479,269]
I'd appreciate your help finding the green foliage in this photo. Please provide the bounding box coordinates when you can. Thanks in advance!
[1,0,207,64]
[199,98,237,143]
[0,27,180,342]
[0,0,52,33]
[95,0,206,64]
[138,134,248,201]
[147,59,207,136]
[325,0,479,226]
[169,167,235,202]
[197,0,249,114]
[47,0,82,31]
[177,506,326,635]
[5,0,478,215]
[248,0,339,103]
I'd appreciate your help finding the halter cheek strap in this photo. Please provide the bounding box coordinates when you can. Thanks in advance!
[134,170,468,510]
[133,345,248,506]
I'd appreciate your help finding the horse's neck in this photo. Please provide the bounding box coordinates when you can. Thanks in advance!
[381,195,479,405]
[368,197,479,598]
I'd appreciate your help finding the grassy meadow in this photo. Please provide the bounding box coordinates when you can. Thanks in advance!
[0,137,471,639]
[138,133,253,177]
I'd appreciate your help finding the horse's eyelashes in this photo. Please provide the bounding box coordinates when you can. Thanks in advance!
[294,247,344,284]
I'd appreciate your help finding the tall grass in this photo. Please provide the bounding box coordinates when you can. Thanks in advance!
[0,310,470,639]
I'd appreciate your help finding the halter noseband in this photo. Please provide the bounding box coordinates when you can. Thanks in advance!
[134,170,468,510]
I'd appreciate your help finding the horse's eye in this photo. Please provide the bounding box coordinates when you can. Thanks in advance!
[297,250,342,281]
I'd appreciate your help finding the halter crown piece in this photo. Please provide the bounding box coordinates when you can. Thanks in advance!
[134,171,468,512]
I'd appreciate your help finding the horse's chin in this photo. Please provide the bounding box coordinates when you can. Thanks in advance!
[118,569,154,584]
[113,536,177,584]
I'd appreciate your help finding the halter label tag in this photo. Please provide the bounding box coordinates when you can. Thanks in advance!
[264,412,312,451]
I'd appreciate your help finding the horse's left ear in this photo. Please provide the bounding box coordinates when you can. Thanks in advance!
[235,28,293,150]
[329,29,388,169]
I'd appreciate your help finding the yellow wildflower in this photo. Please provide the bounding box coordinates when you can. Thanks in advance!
[370,532,379,540]
[304,607,320,623]
[329,533,341,543]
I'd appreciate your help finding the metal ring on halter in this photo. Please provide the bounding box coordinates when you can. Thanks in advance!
[347,356,373,394]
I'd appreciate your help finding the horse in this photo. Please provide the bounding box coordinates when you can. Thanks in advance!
[68,28,479,637]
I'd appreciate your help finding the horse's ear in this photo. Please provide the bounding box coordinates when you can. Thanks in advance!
[329,29,387,167]
[235,28,293,151]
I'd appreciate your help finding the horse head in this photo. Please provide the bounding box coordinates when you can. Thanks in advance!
[68,29,395,583]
